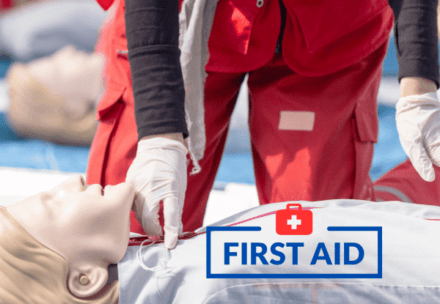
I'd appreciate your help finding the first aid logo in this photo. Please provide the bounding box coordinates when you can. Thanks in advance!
[276,204,313,235]
[206,203,382,279]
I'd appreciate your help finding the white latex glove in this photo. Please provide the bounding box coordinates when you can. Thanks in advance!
[396,92,440,182]
[126,137,188,249]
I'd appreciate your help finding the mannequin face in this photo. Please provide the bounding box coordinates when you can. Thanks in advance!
[27,45,105,119]
[7,175,135,298]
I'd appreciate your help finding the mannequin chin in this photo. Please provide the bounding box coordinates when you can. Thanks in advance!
[2,176,135,302]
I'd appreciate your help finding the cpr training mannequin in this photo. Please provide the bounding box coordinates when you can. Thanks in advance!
[4,176,440,303]
[6,46,104,146]
[0,175,134,303]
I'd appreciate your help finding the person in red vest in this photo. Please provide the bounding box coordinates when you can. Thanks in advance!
[88,0,440,248]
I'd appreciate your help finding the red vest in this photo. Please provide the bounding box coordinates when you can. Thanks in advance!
[97,0,393,77]
[206,0,393,75]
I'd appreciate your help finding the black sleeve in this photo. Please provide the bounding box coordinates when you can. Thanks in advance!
[124,0,188,140]
[389,0,439,88]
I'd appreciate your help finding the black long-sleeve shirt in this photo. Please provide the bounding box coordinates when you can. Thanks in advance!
[125,0,439,140]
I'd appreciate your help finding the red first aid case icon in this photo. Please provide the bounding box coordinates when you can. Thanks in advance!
[276,204,313,235]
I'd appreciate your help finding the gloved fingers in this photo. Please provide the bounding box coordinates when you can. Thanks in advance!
[427,144,440,167]
[404,140,435,182]
[125,137,188,244]
[162,196,182,249]
[131,192,161,236]
[126,157,149,188]
[395,92,440,182]
[139,196,163,236]
[424,120,440,167]
[411,155,435,182]
[396,116,434,181]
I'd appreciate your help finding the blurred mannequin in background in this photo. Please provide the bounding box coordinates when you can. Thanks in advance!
[2,0,110,145]
[0,0,107,61]
[6,46,104,145]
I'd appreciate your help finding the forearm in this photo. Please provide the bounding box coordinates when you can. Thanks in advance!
[124,0,188,141]
[389,0,439,88]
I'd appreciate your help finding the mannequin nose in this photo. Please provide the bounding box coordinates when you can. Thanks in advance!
[55,175,87,194]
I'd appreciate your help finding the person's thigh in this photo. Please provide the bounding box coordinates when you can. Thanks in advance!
[183,71,246,231]
[247,43,388,204]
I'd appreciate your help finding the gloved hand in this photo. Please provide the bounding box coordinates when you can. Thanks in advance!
[396,92,440,182]
[126,137,188,249]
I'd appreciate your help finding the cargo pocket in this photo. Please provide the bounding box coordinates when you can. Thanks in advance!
[290,0,387,53]
[282,0,392,76]
[351,103,378,200]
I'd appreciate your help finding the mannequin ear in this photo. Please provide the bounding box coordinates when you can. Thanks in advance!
[68,265,108,298]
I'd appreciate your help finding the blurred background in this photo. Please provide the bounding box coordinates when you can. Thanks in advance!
[0,0,432,198]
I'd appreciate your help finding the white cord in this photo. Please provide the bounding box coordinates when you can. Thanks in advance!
[136,238,169,272]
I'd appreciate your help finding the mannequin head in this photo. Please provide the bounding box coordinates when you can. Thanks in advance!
[6,46,103,145]
[5,176,134,300]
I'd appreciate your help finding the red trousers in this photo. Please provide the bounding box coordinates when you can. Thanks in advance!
[88,37,392,233]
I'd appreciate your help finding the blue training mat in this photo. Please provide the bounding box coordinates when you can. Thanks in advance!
[0,113,90,172]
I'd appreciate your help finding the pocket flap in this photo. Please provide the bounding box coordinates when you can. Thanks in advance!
[209,0,260,54]
[96,85,126,120]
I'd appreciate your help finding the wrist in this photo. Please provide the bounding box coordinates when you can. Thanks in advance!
[138,133,188,154]
[400,77,437,98]
[140,133,185,146]
[396,92,439,114]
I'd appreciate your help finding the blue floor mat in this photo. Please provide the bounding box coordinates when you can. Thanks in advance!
[0,113,90,172]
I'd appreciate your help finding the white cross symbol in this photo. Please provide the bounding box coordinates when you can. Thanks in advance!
[287,215,302,230]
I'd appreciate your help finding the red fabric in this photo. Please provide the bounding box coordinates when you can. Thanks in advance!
[206,0,393,75]
[374,160,440,206]
[88,0,392,234]
[87,0,142,232]
[0,0,37,10]
[96,0,113,11]
[1,0,12,9]
[185,43,387,219]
